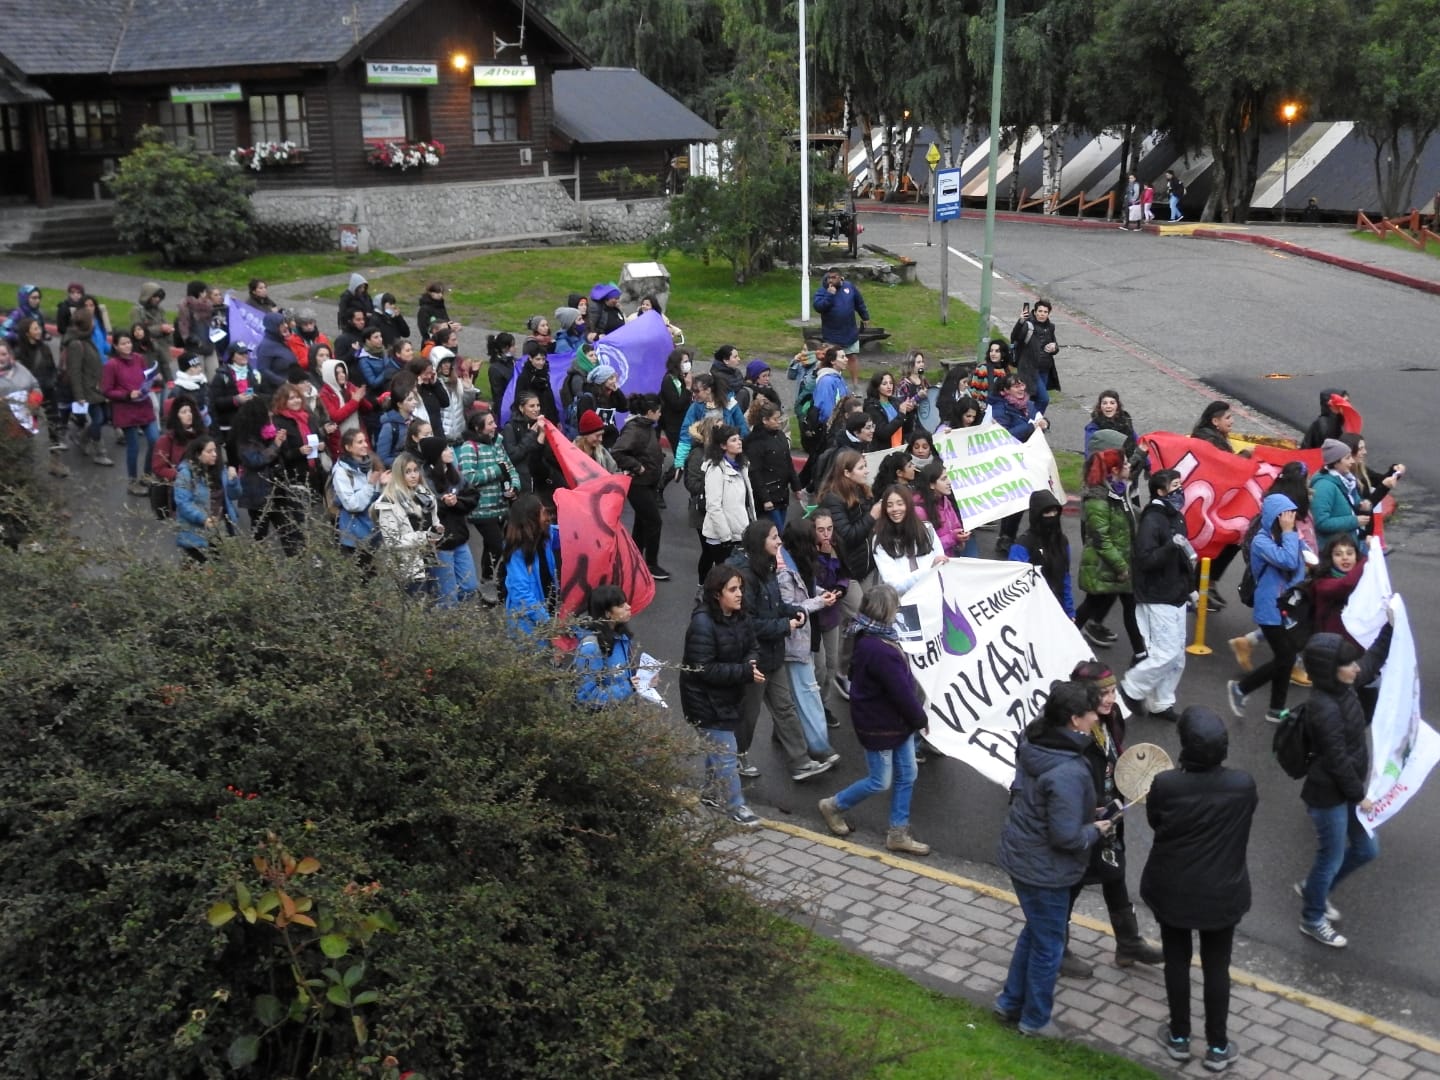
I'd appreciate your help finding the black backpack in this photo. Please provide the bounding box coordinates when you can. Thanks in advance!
[1272,702,1313,779]
[1237,514,1263,607]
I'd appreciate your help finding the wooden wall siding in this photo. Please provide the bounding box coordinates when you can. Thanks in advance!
[576,146,673,200]
[241,75,335,189]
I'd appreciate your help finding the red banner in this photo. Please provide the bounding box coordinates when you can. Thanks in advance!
[1139,433,1324,559]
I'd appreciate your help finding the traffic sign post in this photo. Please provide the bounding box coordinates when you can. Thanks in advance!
[935,166,960,325]
[925,143,941,247]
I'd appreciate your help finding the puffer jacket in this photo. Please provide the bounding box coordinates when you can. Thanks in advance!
[1301,627,1392,809]
[611,414,664,488]
[64,324,104,405]
[1132,498,1192,606]
[818,492,877,582]
[997,725,1101,888]
[701,458,755,543]
[1310,468,1363,551]
[743,423,798,510]
[1249,493,1306,626]
[1078,483,1135,595]
[678,605,758,731]
[727,548,802,674]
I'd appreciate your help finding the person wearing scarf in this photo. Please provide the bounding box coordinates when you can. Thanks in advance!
[816,583,931,855]
[1009,490,1074,617]
[320,358,366,462]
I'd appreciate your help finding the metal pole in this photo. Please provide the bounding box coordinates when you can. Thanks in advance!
[1281,118,1291,224]
[798,0,811,322]
[927,178,934,246]
[940,218,949,324]
[976,0,1006,359]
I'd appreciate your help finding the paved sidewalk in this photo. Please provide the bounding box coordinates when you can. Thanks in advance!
[719,820,1440,1080]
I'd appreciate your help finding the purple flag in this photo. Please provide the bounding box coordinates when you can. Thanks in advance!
[225,293,268,353]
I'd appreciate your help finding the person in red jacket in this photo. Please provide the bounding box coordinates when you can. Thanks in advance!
[286,308,330,372]
[100,329,160,496]
[149,394,204,519]
[319,356,366,462]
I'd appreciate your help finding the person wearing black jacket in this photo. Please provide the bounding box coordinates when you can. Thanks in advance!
[418,435,480,607]
[1297,620,1394,949]
[1300,388,1347,450]
[513,346,560,424]
[744,401,800,529]
[658,348,692,454]
[415,283,452,342]
[1141,707,1257,1072]
[612,395,669,580]
[1010,299,1061,412]
[502,391,549,497]
[680,564,764,828]
[710,344,745,404]
[372,293,411,347]
[1118,469,1196,723]
[1188,401,1242,608]
[729,519,835,784]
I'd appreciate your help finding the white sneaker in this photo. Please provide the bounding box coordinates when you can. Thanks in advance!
[1293,881,1340,921]
[728,805,762,829]
[790,759,835,782]
[1299,919,1347,948]
[832,675,851,701]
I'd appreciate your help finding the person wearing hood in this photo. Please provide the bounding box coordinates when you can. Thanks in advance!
[1295,614,1395,950]
[175,281,215,363]
[372,292,410,347]
[1009,489,1073,617]
[3,285,48,346]
[254,311,297,394]
[995,680,1113,1038]
[1141,707,1257,1072]
[415,283,453,342]
[430,347,469,440]
[337,272,373,330]
[1301,388,1348,450]
[552,306,583,354]
[1227,493,1310,724]
[208,341,261,465]
[1074,449,1143,655]
[990,375,1051,552]
[513,342,560,424]
[319,358,366,461]
[286,308,330,370]
[1310,438,1370,552]
[1118,469,1195,724]
[418,435,480,607]
[585,283,625,339]
[412,349,456,441]
[127,282,174,377]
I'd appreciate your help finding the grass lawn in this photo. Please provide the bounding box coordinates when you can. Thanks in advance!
[1,283,135,330]
[72,250,406,285]
[309,244,983,363]
[807,932,1158,1078]
[1351,229,1440,259]
[1054,449,1083,494]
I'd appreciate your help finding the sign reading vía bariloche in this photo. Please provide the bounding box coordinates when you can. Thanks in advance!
[365,61,439,86]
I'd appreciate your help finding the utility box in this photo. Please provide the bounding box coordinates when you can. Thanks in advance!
[619,261,669,310]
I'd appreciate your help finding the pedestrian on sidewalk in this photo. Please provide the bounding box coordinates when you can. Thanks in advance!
[1142,181,1156,223]
[994,679,1113,1038]
[1122,173,1142,231]
[1165,170,1185,222]
[817,583,930,855]
[1142,706,1257,1073]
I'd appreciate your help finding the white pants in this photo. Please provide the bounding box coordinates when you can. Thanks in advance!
[1122,603,1186,711]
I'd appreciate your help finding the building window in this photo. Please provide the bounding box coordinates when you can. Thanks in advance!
[0,107,23,152]
[248,93,308,146]
[44,100,121,151]
[471,90,519,144]
[156,102,215,151]
[360,92,414,144]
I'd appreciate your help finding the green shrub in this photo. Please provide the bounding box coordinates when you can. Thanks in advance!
[0,496,861,1078]
[111,126,257,267]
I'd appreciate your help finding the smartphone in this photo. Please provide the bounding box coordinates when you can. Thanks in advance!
[1022,302,1031,315]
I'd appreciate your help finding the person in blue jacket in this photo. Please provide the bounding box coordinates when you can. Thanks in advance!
[812,268,869,389]
[254,311,296,394]
[502,493,561,636]
[991,374,1052,552]
[671,372,747,471]
[574,584,639,707]
[1228,493,1310,724]
[172,434,240,560]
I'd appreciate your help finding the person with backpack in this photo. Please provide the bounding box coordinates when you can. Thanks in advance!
[330,428,386,570]
[1295,607,1395,950]
[457,405,519,601]
[1227,493,1311,724]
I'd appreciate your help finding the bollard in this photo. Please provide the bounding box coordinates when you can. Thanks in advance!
[1186,555,1214,655]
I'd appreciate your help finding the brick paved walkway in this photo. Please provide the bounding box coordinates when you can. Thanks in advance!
[717,820,1440,1079]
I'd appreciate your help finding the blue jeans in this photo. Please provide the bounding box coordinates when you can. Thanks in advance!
[1302,802,1378,925]
[701,727,743,811]
[997,879,1071,1031]
[786,659,835,756]
[1031,380,1050,414]
[433,543,478,607]
[762,505,787,531]
[833,734,916,827]
[1169,193,1181,220]
[123,420,160,479]
[86,402,107,441]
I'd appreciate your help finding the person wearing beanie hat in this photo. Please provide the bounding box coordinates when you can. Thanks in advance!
[586,283,625,339]
[1062,660,1164,977]
[1141,706,1257,1071]
[418,434,479,606]
[427,346,467,441]
[1295,609,1395,951]
[575,409,618,472]
[1310,438,1370,553]
[739,359,781,416]
[587,364,616,386]
[552,306,583,353]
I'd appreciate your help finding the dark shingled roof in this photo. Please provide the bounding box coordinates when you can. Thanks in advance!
[552,68,717,146]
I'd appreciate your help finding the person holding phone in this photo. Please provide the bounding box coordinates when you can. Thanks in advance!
[372,451,440,596]
[812,268,870,391]
[418,436,479,607]
[1010,299,1061,412]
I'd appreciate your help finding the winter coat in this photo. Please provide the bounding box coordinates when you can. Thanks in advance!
[425,472,479,551]
[1300,388,1346,450]
[659,373,689,441]
[1250,493,1307,627]
[1302,627,1393,809]
[864,397,908,448]
[503,526,561,635]
[358,351,402,393]
[1310,469,1364,551]
[172,461,240,550]
[701,458,755,544]
[611,414,664,488]
[1190,423,1234,453]
[575,630,636,707]
[818,493,877,582]
[331,455,381,548]
[100,351,157,429]
[1131,498,1192,606]
[236,438,282,510]
[319,361,364,460]
[872,522,942,595]
[775,550,831,662]
[456,436,519,522]
[990,394,1039,442]
[514,360,560,424]
[208,362,262,430]
[150,429,197,482]
[1010,315,1060,392]
[849,632,928,750]
[176,294,215,354]
[812,550,850,632]
[1009,490,1073,616]
[726,549,800,675]
[374,489,440,582]
[679,606,758,731]
[372,303,410,347]
[375,408,415,467]
[812,280,869,348]
[127,283,171,366]
[415,294,450,341]
[1312,560,1365,639]
[1141,710,1258,931]
[337,273,374,330]
[812,367,847,425]
[673,398,748,469]
[1078,484,1135,595]
[501,414,547,495]
[13,334,55,389]
[913,489,965,557]
[998,725,1101,888]
[254,312,295,393]
[64,325,105,405]
[1083,413,1137,458]
[743,424,798,510]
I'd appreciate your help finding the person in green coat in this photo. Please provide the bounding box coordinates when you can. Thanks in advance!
[1309,439,1369,553]
[1073,449,1145,659]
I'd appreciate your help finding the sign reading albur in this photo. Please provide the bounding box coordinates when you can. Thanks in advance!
[473,65,536,87]
[931,421,1065,530]
[365,62,439,85]
[170,83,242,104]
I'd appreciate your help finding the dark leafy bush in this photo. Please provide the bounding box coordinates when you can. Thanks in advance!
[0,480,861,1079]
[111,126,257,266]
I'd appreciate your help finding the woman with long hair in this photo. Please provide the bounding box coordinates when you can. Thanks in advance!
[969,339,1012,401]
[172,434,240,561]
[913,459,975,558]
[698,424,755,584]
[776,516,844,766]
[485,330,517,406]
[1084,389,1137,459]
[658,347,693,454]
[808,509,851,724]
[457,405,519,598]
[575,584,639,707]
[149,393,204,518]
[501,493,561,635]
[680,564,765,827]
[331,427,386,569]
[871,482,949,594]
[1073,449,1143,654]
[418,435,480,607]
[863,370,915,448]
[872,450,916,498]
[817,449,882,697]
[372,450,440,595]
[267,380,319,551]
[743,399,800,529]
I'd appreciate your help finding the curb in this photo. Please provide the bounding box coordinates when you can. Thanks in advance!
[1184,228,1440,298]
[759,817,1440,1059]
[860,203,1120,230]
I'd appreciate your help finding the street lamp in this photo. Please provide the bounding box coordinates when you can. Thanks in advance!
[1280,101,1299,223]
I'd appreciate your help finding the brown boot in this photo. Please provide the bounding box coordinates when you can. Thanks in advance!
[885,827,930,856]
[1112,905,1164,967]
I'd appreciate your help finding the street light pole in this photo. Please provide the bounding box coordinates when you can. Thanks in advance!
[1281,101,1298,224]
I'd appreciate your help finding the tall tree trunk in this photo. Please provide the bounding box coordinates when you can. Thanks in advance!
[1115,123,1133,221]
[877,112,894,192]
[858,112,881,198]
[1041,121,1064,213]
[961,100,977,168]
[897,120,917,190]
[1009,128,1023,210]
[1371,128,1433,217]
[1208,96,1262,224]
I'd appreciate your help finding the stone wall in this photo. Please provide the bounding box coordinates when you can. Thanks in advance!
[581,198,668,244]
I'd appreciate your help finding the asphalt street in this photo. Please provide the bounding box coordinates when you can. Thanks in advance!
[45,218,1440,1039]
